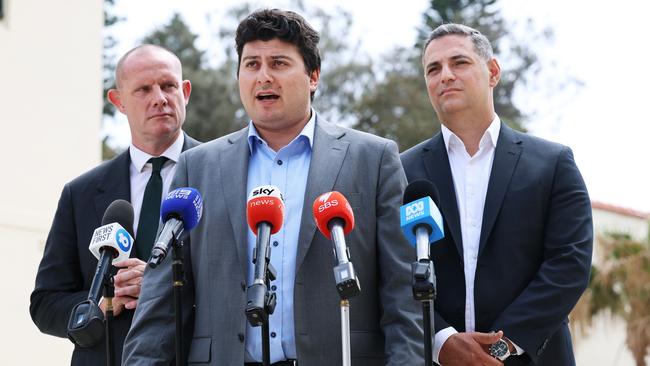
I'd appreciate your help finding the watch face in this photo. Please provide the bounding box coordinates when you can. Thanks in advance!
[490,339,509,357]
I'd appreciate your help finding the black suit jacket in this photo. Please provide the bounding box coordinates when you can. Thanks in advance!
[400,124,592,366]
[30,134,199,365]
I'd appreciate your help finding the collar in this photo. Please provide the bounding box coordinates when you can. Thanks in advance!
[247,108,316,154]
[441,115,501,152]
[129,132,185,173]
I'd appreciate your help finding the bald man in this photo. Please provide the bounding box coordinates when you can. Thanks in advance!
[30,45,200,365]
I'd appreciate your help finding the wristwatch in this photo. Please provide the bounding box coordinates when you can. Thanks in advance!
[489,338,511,361]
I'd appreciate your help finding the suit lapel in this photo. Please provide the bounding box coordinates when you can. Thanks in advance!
[94,150,131,223]
[478,124,522,256]
[219,128,251,275]
[421,134,463,257]
[295,118,349,274]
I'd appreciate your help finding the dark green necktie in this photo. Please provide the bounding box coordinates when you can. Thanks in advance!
[136,156,169,260]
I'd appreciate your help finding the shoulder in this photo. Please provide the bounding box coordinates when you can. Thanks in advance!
[182,127,248,159]
[317,119,397,151]
[504,126,570,162]
[401,137,434,161]
[66,150,129,190]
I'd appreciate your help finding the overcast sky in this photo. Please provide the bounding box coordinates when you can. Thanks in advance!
[106,0,650,212]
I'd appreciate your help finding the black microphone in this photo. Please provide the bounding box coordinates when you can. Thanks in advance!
[67,200,134,348]
[400,180,444,302]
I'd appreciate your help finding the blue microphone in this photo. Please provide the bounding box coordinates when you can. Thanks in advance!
[148,187,203,268]
[400,180,444,261]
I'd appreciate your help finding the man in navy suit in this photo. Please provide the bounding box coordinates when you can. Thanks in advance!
[401,24,592,365]
[30,44,199,365]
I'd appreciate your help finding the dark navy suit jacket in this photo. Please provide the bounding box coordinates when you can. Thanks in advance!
[30,135,199,365]
[400,123,592,365]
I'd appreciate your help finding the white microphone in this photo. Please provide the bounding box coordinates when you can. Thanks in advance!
[88,222,134,264]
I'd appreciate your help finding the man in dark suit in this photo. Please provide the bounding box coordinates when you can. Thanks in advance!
[30,44,199,365]
[123,9,423,366]
[401,24,593,365]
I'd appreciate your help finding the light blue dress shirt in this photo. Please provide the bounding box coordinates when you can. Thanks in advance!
[244,112,315,363]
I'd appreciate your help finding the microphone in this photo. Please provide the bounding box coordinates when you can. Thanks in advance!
[245,185,284,326]
[67,199,135,348]
[312,191,361,299]
[148,187,203,268]
[400,180,444,260]
[400,180,444,301]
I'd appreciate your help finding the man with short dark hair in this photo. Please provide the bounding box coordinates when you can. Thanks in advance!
[124,9,423,366]
[401,23,593,366]
[30,45,199,365]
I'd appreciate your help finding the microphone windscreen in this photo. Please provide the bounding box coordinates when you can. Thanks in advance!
[246,185,284,235]
[101,199,134,237]
[312,191,355,240]
[161,188,204,231]
[403,179,440,206]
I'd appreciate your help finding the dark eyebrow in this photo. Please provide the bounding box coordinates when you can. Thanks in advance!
[425,54,471,70]
[241,55,260,62]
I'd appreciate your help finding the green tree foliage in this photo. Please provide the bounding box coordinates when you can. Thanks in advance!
[102,0,121,160]
[571,233,650,366]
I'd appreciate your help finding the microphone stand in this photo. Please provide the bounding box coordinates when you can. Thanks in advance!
[171,234,185,366]
[245,223,277,366]
[103,274,115,366]
[412,227,436,366]
[329,219,361,366]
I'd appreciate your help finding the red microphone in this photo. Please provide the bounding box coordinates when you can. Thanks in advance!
[247,185,284,235]
[313,191,355,239]
[245,185,284,327]
[312,191,360,299]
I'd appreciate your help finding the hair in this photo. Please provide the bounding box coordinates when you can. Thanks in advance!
[422,23,494,61]
[235,8,321,99]
[114,44,181,89]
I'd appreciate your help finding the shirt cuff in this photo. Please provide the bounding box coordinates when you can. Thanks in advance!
[433,326,458,365]
[508,338,525,355]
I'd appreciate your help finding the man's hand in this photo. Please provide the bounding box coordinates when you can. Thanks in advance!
[99,258,147,316]
[439,330,504,366]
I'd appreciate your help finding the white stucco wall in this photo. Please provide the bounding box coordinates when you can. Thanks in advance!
[0,0,103,363]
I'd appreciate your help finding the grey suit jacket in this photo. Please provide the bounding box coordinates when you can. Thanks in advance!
[123,118,424,365]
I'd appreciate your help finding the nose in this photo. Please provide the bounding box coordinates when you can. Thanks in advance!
[257,64,273,84]
[152,85,168,107]
[440,64,456,84]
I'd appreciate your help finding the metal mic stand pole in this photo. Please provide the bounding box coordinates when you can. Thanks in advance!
[412,228,436,366]
[103,273,116,366]
[340,299,352,366]
[329,222,360,366]
[171,234,185,366]
[245,224,277,366]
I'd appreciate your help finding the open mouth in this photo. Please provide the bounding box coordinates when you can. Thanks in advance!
[256,92,280,101]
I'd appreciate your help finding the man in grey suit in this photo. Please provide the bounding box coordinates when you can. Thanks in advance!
[123,8,423,366]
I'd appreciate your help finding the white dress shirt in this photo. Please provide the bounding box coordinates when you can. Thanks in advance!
[129,133,184,237]
[433,116,500,363]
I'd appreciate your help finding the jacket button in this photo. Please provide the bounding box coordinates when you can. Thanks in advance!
[241,282,246,292]
[238,333,245,343]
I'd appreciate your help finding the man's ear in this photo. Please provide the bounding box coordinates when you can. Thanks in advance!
[107,89,124,113]
[182,80,192,106]
[309,68,320,93]
[488,58,501,87]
